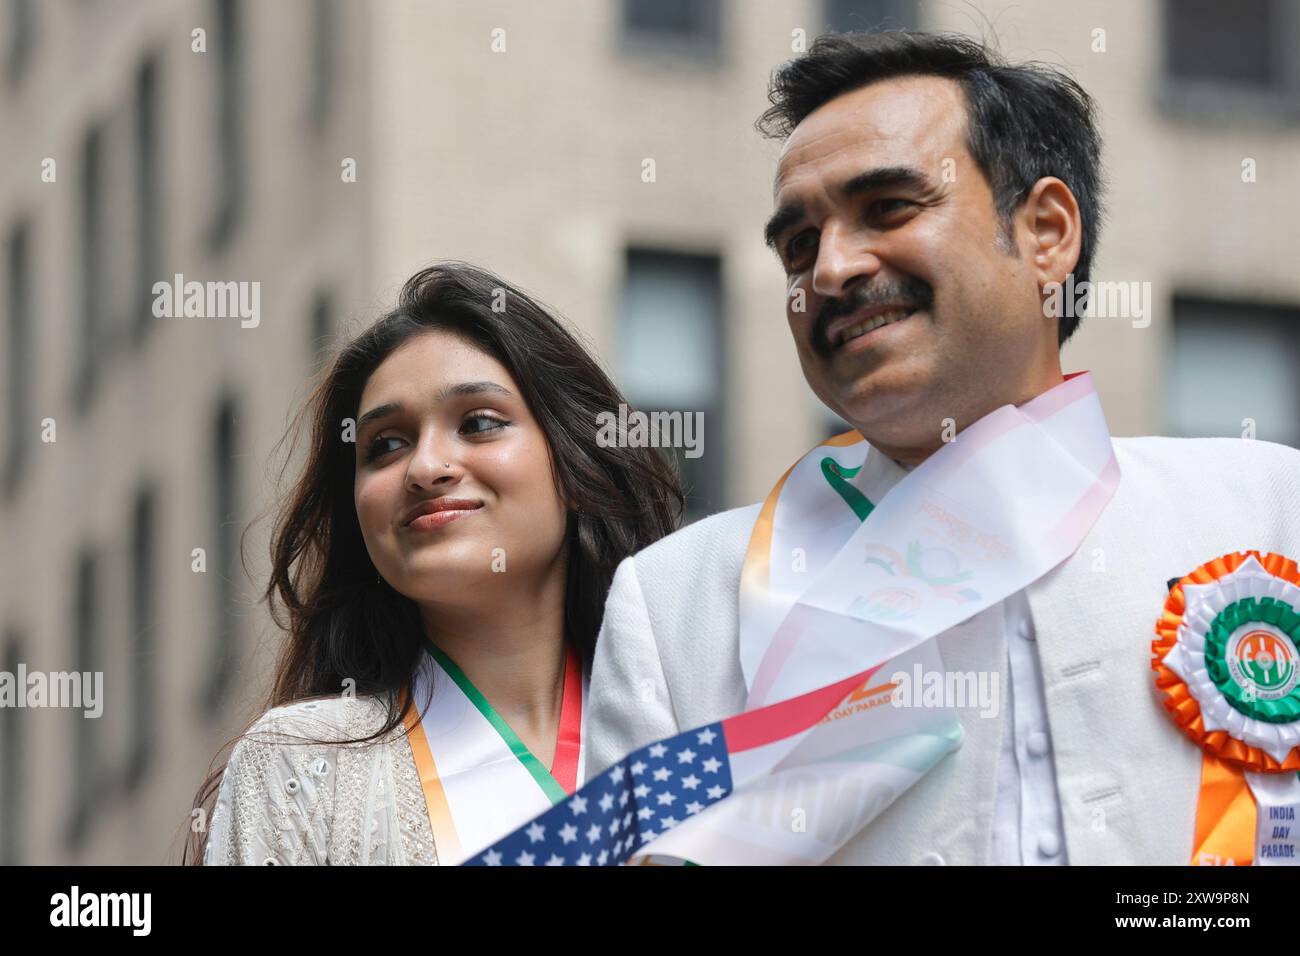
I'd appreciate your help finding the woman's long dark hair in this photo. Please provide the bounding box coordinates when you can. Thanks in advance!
[182,261,684,863]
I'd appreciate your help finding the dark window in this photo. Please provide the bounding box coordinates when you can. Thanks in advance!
[1166,295,1300,447]
[76,125,105,411]
[125,485,157,790]
[0,632,21,864]
[134,55,161,344]
[622,0,721,57]
[618,249,725,522]
[1161,0,1300,120]
[4,221,31,500]
[825,0,917,33]
[208,0,244,249]
[203,396,241,715]
[309,288,335,369]
[308,0,339,130]
[5,0,34,86]
[66,549,99,849]
[1166,0,1276,87]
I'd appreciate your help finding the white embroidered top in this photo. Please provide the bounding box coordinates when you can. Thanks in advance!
[204,694,438,865]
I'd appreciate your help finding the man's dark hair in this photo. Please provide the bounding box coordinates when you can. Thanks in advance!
[757,31,1104,347]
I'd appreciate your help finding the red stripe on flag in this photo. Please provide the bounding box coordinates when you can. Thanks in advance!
[722,664,883,753]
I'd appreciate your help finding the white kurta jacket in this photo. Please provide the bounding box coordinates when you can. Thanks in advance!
[205,694,437,865]
[585,436,1300,865]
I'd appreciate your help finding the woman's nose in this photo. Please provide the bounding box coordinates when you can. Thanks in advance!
[405,435,457,491]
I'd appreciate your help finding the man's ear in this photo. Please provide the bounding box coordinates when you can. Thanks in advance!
[1018,177,1083,289]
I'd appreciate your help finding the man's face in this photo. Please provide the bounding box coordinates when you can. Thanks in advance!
[766,76,1055,458]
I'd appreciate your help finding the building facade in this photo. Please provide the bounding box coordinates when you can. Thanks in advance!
[0,0,1296,863]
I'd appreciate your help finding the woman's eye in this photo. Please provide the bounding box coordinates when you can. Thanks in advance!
[364,435,403,462]
[460,413,509,436]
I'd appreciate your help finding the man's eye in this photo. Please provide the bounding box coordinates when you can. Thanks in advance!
[869,198,915,219]
[460,413,509,436]
[784,231,817,269]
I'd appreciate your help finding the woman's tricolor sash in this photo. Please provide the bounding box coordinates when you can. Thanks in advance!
[402,640,587,865]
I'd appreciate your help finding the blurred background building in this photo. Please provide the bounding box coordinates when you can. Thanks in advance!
[0,0,1297,863]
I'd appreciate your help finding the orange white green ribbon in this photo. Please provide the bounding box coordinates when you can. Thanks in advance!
[1153,550,1300,864]
[402,640,586,865]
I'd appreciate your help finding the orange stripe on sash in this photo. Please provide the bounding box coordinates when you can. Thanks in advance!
[401,685,463,864]
[741,428,863,596]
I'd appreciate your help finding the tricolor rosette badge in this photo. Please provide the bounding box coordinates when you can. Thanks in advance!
[1153,551,1300,773]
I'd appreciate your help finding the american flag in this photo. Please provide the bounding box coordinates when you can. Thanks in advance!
[465,723,733,866]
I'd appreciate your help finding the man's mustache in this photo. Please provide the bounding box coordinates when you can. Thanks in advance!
[811,278,934,357]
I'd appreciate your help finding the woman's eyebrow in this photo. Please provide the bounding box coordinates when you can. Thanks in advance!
[356,382,513,433]
[434,380,513,403]
[356,401,401,433]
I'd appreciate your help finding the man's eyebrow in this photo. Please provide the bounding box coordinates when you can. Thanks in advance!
[764,166,936,250]
[355,381,513,432]
[764,200,807,251]
[841,165,935,199]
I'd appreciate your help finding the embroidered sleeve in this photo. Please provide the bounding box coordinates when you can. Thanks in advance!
[205,707,341,866]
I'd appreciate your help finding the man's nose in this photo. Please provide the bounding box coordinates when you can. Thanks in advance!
[811,222,881,300]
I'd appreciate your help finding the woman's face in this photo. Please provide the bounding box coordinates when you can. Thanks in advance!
[353,329,570,604]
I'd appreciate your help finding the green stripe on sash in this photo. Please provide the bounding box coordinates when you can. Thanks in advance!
[422,641,569,805]
[820,457,875,522]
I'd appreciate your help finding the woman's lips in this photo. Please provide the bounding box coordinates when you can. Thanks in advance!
[405,506,480,532]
